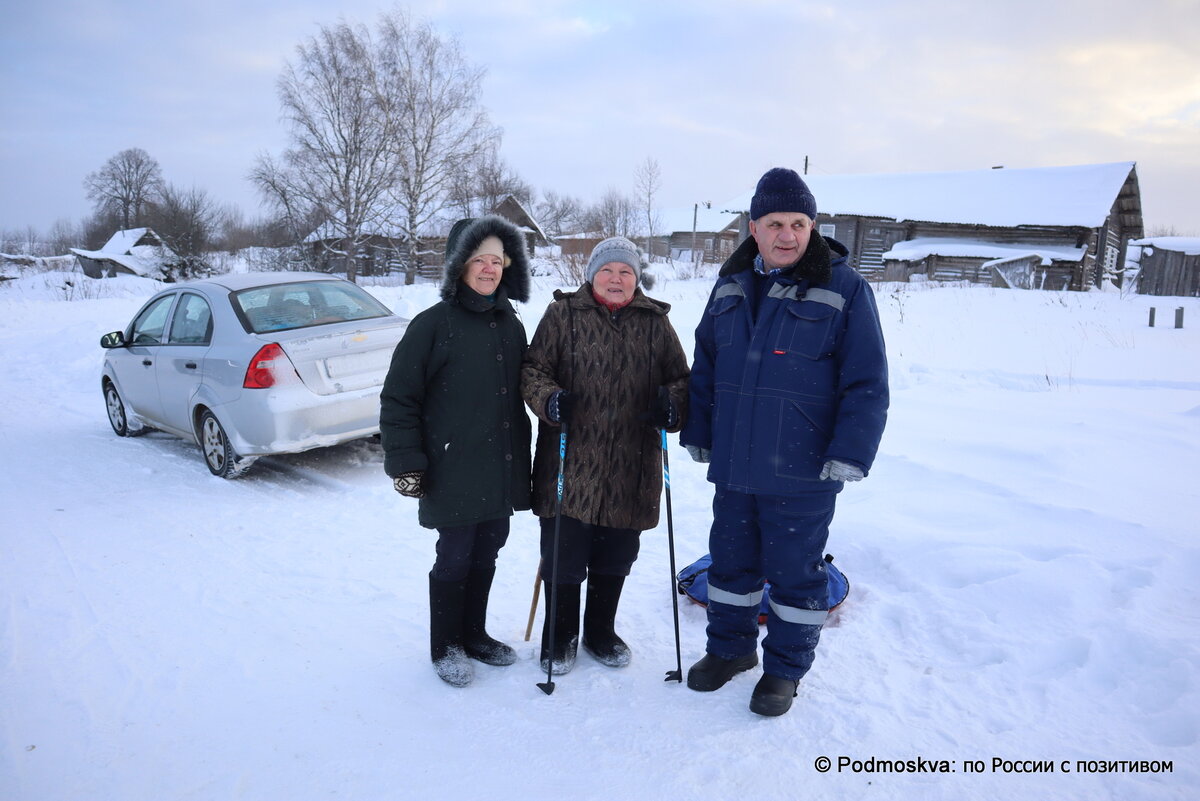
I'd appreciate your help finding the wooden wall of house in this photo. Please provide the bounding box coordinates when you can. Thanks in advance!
[1137,248,1200,297]
[817,216,907,279]
[666,230,738,262]
[1032,263,1076,291]
[311,236,411,277]
[988,255,1044,289]
[881,254,995,284]
[823,214,1102,287]
[75,256,133,279]
[1091,187,1144,291]
[560,238,602,258]
[77,256,104,279]
[913,222,1094,290]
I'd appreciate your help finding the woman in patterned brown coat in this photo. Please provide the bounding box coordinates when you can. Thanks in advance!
[521,236,690,674]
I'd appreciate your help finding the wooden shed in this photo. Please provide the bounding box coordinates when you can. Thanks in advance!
[1129,237,1200,297]
[71,228,178,279]
[491,194,551,252]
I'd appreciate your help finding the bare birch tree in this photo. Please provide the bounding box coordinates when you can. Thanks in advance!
[586,189,638,239]
[84,148,164,231]
[378,11,497,277]
[633,157,661,258]
[251,20,399,282]
[251,10,497,283]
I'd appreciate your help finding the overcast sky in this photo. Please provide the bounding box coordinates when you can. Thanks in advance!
[2,0,1198,236]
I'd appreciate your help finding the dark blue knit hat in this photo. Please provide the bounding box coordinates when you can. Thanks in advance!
[749,167,817,221]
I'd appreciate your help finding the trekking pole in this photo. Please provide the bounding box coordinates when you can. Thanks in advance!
[524,561,542,641]
[537,424,567,695]
[661,429,684,683]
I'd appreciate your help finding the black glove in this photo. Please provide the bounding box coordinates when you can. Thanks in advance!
[639,386,676,428]
[547,390,575,424]
[393,471,426,498]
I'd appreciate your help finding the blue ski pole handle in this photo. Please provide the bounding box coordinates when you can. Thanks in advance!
[557,429,566,502]
[660,429,670,489]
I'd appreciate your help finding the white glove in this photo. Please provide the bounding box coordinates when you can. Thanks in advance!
[685,445,711,464]
[820,460,863,482]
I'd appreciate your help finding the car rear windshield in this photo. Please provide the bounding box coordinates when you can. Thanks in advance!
[233,281,394,334]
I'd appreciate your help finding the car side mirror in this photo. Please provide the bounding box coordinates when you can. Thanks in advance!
[100,331,127,348]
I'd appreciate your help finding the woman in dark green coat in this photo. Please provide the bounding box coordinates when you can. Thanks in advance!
[380,215,532,687]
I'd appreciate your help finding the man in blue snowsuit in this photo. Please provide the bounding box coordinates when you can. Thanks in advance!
[680,167,888,716]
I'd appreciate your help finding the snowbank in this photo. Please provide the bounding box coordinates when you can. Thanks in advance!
[1,274,1197,801]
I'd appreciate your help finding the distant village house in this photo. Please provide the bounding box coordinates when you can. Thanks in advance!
[305,194,549,281]
[667,162,1143,291]
[71,228,179,280]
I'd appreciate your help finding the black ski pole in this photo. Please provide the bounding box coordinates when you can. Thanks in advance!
[537,423,567,696]
[661,429,684,682]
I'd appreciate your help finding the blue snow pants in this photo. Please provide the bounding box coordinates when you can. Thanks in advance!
[705,486,837,681]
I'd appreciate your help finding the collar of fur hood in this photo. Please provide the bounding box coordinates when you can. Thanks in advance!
[718,230,846,285]
[440,215,531,303]
[552,283,671,315]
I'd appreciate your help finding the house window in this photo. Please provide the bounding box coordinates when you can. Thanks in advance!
[819,224,836,238]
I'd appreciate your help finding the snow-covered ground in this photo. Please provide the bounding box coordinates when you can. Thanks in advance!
[1,269,1197,800]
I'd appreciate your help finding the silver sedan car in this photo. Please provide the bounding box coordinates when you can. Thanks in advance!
[100,272,409,477]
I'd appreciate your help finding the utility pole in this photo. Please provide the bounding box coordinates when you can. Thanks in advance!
[692,201,710,267]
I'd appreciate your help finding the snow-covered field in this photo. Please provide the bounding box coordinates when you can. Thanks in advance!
[1,269,1197,800]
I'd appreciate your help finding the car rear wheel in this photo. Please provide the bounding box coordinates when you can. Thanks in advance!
[104,381,147,437]
[199,410,247,478]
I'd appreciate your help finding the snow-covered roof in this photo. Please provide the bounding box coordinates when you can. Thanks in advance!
[722,162,1137,228]
[883,237,1086,265]
[553,231,603,240]
[658,203,741,236]
[70,228,177,277]
[100,227,152,254]
[1129,236,1200,256]
[305,218,412,243]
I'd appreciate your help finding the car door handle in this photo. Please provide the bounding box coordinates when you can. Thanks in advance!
[185,362,198,370]
[142,359,153,366]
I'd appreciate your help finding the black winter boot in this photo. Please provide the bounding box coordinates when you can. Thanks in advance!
[462,567,517,666]
[686,651,759,692]
[582,574,631,667]
[749,673,800,717]
[429,574,473,687]
[539,582,580,676]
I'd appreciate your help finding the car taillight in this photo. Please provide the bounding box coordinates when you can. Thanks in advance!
[243,343,295,388]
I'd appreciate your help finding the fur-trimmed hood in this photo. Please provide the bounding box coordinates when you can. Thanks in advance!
[718,230,848,286]
[439,215,532,303]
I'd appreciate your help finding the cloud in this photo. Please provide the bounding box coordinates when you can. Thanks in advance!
[3,0,1199,235]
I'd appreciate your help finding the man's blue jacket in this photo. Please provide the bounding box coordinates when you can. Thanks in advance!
[680,233,888,495]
